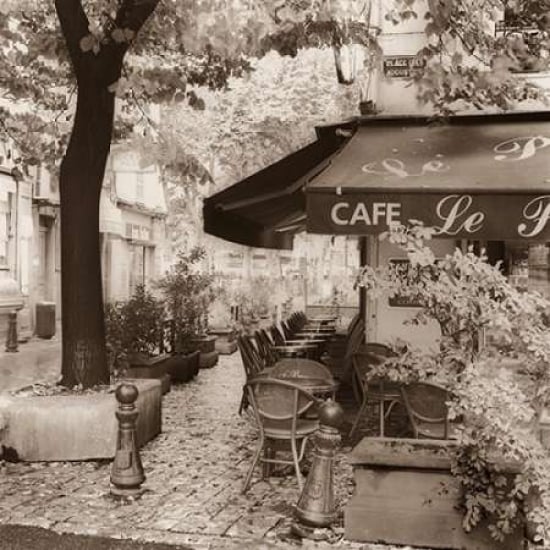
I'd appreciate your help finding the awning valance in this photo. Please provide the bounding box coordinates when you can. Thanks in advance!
[204,111,550,249]
[307,111,550,241]
[202,122,354,249]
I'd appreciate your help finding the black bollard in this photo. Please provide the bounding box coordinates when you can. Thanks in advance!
[110,383,145,498]
[5,310,18,353]
[292,398,345,540]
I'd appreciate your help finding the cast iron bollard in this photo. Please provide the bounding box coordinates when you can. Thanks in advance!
[5,310,18,352]
[110,383,145,498]
[292,398,345,540]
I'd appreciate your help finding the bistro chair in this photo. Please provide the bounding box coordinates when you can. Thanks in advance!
[254,329,279,368]
[243,378,320,492]
[400,382,454,439]
[237,335,267,415]
[349,347,402,437]
[322,318,365,381]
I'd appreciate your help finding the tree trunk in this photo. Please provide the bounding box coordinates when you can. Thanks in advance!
[59,75,116,387]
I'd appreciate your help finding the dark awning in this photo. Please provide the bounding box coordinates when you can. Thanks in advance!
[307,111,550,241]
[203,122,355,249]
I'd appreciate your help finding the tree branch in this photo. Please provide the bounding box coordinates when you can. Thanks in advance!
[54,0,89,70]
[116,0,161,33]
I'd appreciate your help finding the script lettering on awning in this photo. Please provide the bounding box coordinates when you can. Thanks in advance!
[494,136,550,161]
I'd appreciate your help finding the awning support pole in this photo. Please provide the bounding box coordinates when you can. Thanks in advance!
[359,236,368,325]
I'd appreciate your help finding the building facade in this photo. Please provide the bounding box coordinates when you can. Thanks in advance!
[0,138,169,341]
[358,0,550,345]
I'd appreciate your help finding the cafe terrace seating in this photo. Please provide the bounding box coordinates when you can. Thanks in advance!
[349,343,402,437]
[400,382,455,440]
[237,335,266,415]
[321,316,365,382]
[242,378,320,492]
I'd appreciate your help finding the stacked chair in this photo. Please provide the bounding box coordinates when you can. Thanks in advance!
[237,311,339,415]
[321,315,365,382]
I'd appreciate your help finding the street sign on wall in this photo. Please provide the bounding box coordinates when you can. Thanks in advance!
[383,56,425,78]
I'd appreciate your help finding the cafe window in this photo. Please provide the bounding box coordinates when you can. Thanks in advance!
[506,243,550,296]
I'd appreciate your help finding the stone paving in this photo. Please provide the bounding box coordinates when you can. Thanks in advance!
[0,336,60,392]
[0,349,419,550]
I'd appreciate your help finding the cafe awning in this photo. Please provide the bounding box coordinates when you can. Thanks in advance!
[202,122,355,249]
[204,110,550,248]
[307,111,550,241]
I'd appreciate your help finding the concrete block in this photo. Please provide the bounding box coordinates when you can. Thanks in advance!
[124,355,171,394]
[0,379,161,461]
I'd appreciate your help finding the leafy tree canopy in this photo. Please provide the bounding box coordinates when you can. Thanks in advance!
[2,0,549,176]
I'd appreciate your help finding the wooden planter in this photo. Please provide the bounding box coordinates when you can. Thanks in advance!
[209,327,237,355]
[345,437,525,550]
[190,336,219,369]
[124,354,171,394]
[166,350,200,383]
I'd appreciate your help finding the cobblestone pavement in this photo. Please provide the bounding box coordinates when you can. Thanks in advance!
[0,352,420,550]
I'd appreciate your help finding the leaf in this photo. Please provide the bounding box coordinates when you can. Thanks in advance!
[123,28,135,42]
[111,28,126,43]
[107,80,119,93]
[79,34,95,52]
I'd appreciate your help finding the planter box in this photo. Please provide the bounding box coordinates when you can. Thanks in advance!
[190,336,216,353]
[124,354,171,394]
[0,379,161,462]
[199,350,219,369]
[209,328,237,355]
[345,437,524,550]
[190,336,219,368]
[166,350,200,383]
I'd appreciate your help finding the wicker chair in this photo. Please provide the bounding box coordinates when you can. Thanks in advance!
[400,382,454,439]
[243,378,319,492]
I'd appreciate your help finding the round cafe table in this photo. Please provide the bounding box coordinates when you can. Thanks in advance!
[271,344,319,360]
[267,358,339,398]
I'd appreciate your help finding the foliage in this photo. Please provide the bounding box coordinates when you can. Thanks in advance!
[0,0,372,174]
[388,0,550,112]
[214,273,294,334]
[104,284,166,373]
[356,223,550,544]
[156,246,215,352]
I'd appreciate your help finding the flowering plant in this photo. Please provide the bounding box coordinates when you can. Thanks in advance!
[356,223,550,544]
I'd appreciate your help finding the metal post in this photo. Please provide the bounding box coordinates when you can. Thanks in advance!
[292,399,345,540]
[110,383,145,498]
[5,310,18,352]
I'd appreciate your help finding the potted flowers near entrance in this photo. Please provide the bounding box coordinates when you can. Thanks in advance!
[346,223,550,549]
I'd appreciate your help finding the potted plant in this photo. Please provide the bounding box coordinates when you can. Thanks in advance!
[346,223,550,548]
[105,284,170,393]
[157,246,218,373]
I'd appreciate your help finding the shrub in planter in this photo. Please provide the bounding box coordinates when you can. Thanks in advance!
[346,437,524,549]
[104,285,170,392]
[355,223,550,546]
[157,247,218,372]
